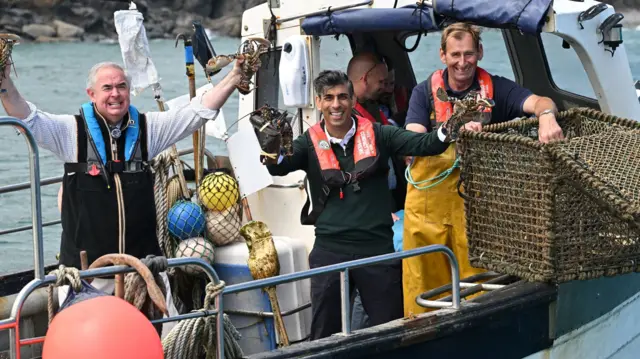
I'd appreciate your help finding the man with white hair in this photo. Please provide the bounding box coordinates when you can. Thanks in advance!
[0,58,249,313]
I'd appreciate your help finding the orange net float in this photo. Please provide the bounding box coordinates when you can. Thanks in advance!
[42,296,162,359]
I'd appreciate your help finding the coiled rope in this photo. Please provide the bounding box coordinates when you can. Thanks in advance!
[46,265,82,324]
[162,281,244,359]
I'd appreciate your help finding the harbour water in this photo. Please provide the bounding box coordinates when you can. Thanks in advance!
[1,29,639,274]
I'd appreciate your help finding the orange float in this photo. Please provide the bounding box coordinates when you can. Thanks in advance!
[43,296,163,359]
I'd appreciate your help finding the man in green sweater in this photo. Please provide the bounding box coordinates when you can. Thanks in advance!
[265,70,479,340]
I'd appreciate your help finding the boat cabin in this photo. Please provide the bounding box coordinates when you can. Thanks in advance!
[1,0,640,358]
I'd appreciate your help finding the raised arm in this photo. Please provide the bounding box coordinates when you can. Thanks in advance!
[145,56,253,158]
[266,135,308,176]
[1,63,78,163]
[382,124,450,157]
[0,64,30,119]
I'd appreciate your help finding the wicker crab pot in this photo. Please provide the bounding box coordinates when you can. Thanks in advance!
[457,108,640,283]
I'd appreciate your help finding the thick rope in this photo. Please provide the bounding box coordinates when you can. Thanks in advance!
[46,265,82,324]
[162,281,244,359]
[153,152,172,258]
[124,255,168,335]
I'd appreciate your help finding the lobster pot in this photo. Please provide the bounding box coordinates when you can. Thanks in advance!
[213,237,311,355]
[458,108,640,283]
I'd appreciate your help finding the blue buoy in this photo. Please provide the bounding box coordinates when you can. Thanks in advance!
[167,201,206,240]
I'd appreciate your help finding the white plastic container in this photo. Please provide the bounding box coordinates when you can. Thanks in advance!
[279,35,312,108]
[213,236,312,355]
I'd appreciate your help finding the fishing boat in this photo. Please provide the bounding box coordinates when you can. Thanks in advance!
[2,0,640,358]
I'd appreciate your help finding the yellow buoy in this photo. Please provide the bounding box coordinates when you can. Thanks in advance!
[199,172,240,212]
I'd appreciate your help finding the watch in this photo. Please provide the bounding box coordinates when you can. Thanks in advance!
[539,109,555,118]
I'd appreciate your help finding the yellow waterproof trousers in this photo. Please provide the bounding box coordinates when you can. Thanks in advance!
[402,144,485,316]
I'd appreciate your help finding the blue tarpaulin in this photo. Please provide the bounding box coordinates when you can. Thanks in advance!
[300,0,552,36]
[434,0,553,35]
[301,6,438,36]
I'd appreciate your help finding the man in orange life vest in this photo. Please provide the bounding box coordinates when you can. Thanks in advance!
[402,22,565,316]
[264,69,481,340]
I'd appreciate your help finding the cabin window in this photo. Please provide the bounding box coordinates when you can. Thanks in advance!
[255,49,304,138]
[540,33,596,99]
[319,35,353,72]
[405,29,515,84]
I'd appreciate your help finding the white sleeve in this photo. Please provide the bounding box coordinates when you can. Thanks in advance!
[437,127,448,142]
[22,101,78,163]
[145,91,220,159]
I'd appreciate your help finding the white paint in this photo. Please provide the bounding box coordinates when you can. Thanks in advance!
[226,125,274,198]
[548,0,640,120]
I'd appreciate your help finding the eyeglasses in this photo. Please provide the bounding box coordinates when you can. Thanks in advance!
[360,56,388,83]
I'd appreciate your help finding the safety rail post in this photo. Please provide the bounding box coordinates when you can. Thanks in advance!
[224,244,461,336]
[1,257,226,359]
[0,117,45,281]
[340,269,351,335]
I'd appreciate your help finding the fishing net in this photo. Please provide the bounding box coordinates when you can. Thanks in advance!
[205,202,243,246]
[199,172,240,213]
[458,107,640,283]
[167,200,206,240]
[174,237,216,275]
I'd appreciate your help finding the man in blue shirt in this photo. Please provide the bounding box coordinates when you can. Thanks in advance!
[402,22,564,316]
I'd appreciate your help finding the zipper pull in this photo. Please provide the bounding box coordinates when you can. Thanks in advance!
[339,188,344,200]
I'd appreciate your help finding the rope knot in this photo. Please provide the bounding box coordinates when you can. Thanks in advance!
[49,265,82,292]
[203,281,226,310]
[141,254,168,274]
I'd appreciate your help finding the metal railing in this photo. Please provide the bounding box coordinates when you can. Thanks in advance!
[224,245,461,335]
[0,258,225,359]
[0,118,46,281]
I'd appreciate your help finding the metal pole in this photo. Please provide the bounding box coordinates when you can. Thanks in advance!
[276,0,373,24]
[0,118,45,281]
[215,293,224,359]
[340,269,351,335]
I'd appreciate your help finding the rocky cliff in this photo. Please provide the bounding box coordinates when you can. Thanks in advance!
[0,0,638,42]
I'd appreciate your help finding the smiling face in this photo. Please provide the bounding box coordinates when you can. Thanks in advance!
[315,84,354,134]
[440,28,483,91]
[86,66,130,124]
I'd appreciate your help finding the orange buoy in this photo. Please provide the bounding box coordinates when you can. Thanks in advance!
[43,296,163,359]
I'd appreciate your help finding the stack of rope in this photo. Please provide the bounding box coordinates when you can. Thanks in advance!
[162,281,244,359]
[153,149,190,258]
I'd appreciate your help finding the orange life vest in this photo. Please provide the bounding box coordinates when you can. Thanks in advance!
[429,67,494,127]
[354,101,389,125]
[301,116,381,224]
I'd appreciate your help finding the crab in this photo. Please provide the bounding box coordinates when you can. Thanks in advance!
[436,87,495,140]
[0,33,20,87]
[205,37,271,95]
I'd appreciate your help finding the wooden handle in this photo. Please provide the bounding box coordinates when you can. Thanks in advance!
[80,251,88,270]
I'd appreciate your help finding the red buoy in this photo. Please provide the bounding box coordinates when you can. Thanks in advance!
[43,296,163,359]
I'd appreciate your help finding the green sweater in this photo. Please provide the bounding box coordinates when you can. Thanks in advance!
[267,120,449,255]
